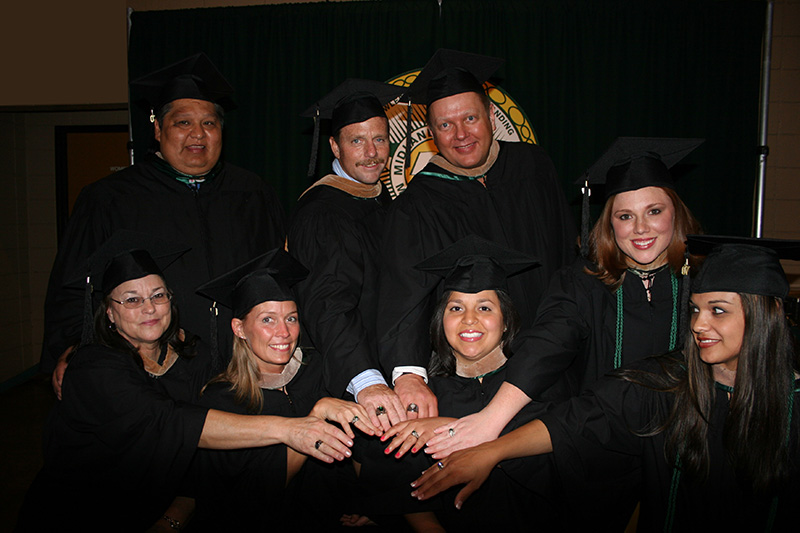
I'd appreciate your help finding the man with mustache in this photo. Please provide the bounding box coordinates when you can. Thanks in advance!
[378,50,577,420]
[289,80,407,432]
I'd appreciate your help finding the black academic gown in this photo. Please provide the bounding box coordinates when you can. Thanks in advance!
[505,259,681,528]
[41,155,285,372]
[428,366,558,531]
[288,181,391,396]
[359,364,556,528]
[539,356,800,532]
[187,349,355,531]
[17,340,211,532]
[377,141,577,374]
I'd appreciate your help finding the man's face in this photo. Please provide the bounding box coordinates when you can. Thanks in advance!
[329,116,389,185]
[427,91,495,169]
[154,98,222,176]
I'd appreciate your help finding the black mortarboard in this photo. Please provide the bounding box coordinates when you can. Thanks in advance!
[576,137,703,257]
[130,52,235,116]
[301,79,404,177]
[84,230,189,296]
[415,235,539,293]
[687,235,800,299]
[74,230,188,346]
[403,49,504,107]
[302,79,403,133]
[196,249,309,318]
[578,137,704,198]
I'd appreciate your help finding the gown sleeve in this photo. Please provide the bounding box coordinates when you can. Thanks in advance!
[289,205,381,396]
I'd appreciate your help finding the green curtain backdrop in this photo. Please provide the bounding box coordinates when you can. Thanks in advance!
[129,0,765,236]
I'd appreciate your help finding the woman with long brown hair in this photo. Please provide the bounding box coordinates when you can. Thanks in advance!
[411,236,800,531]
[423,138,704,526]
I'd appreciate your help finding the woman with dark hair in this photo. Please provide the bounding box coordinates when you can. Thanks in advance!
[424,138,704,526]
[380,235,552,530]
[411,236,800,531]
[18,234,359,533]
[188,249,377,530]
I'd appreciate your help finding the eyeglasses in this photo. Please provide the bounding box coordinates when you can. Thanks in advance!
[110,291,172,309]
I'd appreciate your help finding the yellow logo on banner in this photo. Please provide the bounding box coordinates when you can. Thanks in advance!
[380,69,537,199]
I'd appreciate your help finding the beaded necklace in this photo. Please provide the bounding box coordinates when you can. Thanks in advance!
[614,267,679,368]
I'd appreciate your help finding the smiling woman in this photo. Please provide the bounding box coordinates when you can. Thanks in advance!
[375,235,552,530]
[423,137,704,529]
[190,249,378,530]
[409,236,800,532]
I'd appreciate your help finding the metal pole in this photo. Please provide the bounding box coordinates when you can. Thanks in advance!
[126,7,135,166]
[754,0,774,238]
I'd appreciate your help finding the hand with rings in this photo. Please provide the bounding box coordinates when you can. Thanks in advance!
[381,417,458,459]
[354,383,407,432]
[309,397,379,439]
[410,442,499,507]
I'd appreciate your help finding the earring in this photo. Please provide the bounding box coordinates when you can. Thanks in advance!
[109,323,117,332]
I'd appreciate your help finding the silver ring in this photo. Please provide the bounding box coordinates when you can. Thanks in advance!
[351,415,359,424]
[437,461,445,470]
[448,428,455,437]
[376,406,387,416]
[407,403,419,413]
[411,430,420,439]
[315,439,323,450]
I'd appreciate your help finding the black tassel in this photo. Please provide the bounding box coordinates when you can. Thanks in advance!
[209,302,220,373]
[404,101,413,170]
[678,251,691,345]
[80,273,94,347]
[580,179,591,258]
[307,106,320,178]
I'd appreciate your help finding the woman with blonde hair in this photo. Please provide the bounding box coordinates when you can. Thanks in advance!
[190,249,377,530]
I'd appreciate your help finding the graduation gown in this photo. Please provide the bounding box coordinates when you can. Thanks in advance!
[360,364,556,528]
[505,259,681,528]
[187,349,353,531]
[377,141,577,373]
[507,259,680,401]
[41,155,285,372]
[18,341,211,532]
[428,366,559,531]
[288,180,391,396]
[539,356,800,532]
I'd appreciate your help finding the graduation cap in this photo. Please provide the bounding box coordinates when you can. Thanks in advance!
[196,248,309,318]
[403,49,504,107]
[76,230,189,346]
[130,52,235,121]
[576,137,704,257]
[415,235,540,294]
[301,79,404,177]
[687,235,800,299]
[399,49,503,170]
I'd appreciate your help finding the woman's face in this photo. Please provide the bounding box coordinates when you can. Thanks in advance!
[610,186,676,269]
[106,274,172,350]
[690,291,745,373]
[232,300,300,374]
[443,290,505,366]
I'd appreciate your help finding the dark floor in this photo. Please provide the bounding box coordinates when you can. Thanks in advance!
[0,374,55,532]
